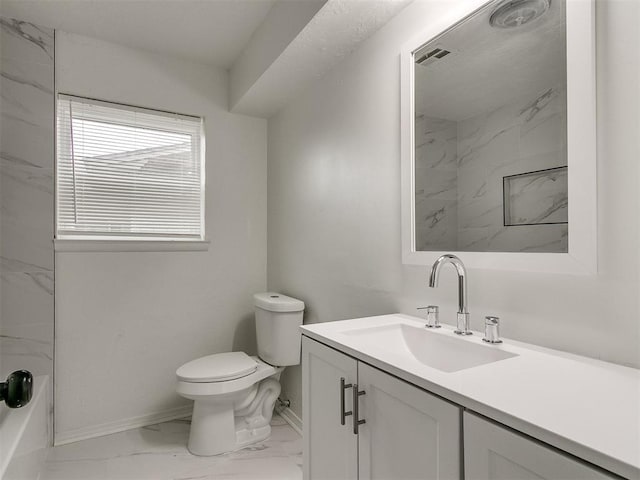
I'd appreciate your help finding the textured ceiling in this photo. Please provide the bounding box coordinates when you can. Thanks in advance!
[231,0,412,117]
[0,0,413,117]
[0,0,275,69]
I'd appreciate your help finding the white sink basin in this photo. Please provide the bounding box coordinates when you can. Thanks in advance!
[341,323,518,372]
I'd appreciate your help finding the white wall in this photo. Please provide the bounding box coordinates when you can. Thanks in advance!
[267,0,640,418]
[55,32,267,442]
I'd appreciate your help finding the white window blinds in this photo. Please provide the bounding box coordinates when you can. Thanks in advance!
[57,95,204,240]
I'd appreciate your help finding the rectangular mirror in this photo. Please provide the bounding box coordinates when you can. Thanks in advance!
[401,0,596,274]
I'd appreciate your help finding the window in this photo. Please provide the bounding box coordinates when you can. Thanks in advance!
[56,95,204,241]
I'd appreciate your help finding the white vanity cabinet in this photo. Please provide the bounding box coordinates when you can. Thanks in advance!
[463,412,616,480]
[302,336,462,480]
[301,315,638,479]
[303,335,358,479]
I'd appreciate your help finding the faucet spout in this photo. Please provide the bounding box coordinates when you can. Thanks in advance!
[428,254,471,335]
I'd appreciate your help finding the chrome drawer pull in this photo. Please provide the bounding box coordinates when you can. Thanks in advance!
[352,383,366,434]
[340,377,353,425]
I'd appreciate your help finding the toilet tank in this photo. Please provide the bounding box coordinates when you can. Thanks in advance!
[254,293,305,367]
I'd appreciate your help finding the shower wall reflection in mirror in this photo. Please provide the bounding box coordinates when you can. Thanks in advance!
[414,0,568,253]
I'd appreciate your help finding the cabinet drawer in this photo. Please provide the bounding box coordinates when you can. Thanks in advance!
[464,412,617,480]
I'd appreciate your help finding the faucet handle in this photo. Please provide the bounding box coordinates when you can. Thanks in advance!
[417,305,441,328]
[483,316,502,344]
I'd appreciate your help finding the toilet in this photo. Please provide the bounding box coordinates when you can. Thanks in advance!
[176,292,305,456]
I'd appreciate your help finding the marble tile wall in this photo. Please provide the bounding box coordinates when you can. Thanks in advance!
[414,115,458,250]
[456,85,568,253]
[504,167,568,226]
[0,17,55,379]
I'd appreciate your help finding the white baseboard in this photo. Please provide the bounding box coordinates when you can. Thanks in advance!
[54,405,193,446]
[55,404,301,446]
[277,406,302,436]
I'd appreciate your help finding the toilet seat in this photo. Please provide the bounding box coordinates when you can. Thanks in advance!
[177,356,282,398]
[176,352,257,383]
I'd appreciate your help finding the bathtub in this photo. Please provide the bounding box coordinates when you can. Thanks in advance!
[0,376,50,480]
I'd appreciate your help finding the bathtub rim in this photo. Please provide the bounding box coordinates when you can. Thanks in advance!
[0,375,49,479]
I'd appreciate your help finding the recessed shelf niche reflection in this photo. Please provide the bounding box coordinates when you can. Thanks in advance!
[503,166,568,227]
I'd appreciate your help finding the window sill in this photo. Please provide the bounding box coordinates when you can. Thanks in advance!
[54,239,210,252]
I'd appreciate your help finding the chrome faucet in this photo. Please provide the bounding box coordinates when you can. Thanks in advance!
[428,254,472,335]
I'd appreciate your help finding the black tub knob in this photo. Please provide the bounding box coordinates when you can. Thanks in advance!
[0,370,33,408]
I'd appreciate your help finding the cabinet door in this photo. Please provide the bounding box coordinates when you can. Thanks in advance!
[357,363,462,480]
[303,337,358,480]
[463,412,616,480]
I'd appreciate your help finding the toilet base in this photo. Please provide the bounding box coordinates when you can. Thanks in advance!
[186,377,281,456]
[235,420,272,450]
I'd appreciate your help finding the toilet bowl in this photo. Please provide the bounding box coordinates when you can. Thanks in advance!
[176,293,304,456]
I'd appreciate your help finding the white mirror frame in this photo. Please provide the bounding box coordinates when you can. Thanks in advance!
[401,0,597,275]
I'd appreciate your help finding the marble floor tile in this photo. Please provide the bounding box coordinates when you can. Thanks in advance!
[41,415,302,480]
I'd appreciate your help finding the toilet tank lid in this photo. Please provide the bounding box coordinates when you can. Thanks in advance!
[254,292,305,313]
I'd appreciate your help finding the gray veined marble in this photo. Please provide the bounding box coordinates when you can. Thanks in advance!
[0,17,54,63]
[520,236,565,252]
[0,333,51,346]
[0,15,54,381]
[0,162,54,194]
[415,84,568,254]
[504,167,568,226]
[519,88,555,122]
[26,271,55,296]
[0,333,54,378]
[1,170,55,271]
[1,67,54,95]
[415,116,458,250]
[1,57,55,171]
[0,255,52,273]
[422,206,446,228]
[457,124,520,168]
[0,150,45,169]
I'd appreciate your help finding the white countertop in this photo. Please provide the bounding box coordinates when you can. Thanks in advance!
[301,314,640,479]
